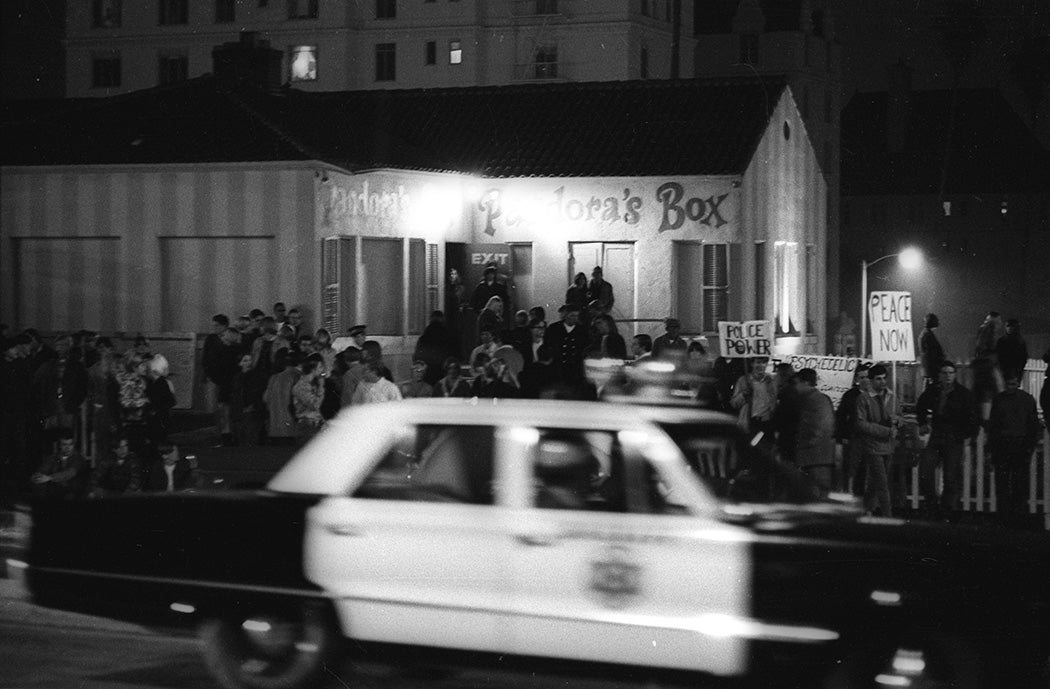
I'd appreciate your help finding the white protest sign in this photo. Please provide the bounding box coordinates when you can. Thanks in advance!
[718,320,773,358]
[867,291,914,362]
[779,355,871,408]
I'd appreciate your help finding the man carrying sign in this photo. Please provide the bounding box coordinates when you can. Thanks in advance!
[730,357,777,442]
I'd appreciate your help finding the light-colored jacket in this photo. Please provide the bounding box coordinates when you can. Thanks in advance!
[855,389,899,456]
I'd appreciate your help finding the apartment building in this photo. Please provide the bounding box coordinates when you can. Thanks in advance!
[66,0,696,97]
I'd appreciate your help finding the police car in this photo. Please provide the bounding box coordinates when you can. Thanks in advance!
[24,399,1050,689]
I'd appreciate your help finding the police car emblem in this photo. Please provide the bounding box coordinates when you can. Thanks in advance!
[589,544,642,608]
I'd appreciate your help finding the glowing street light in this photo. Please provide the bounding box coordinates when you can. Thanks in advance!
[860,247,923,357]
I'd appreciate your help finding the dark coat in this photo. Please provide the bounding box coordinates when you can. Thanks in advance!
[143,458,199,492]
[469,279,510,313]
[916,382,979,445]
[996,333,1029,378]
[544,320,588,385]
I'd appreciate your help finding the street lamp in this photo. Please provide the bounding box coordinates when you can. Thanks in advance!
[860,247,923,357]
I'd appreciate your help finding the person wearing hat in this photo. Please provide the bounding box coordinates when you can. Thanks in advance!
[995,318,1028,382]
[652,318,687,359]
[543,303,588,391]
[469,264,510,314]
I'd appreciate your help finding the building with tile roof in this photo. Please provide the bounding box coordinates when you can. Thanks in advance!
[1,73,827,384]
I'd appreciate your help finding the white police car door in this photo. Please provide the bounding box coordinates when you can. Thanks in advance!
[306,424,513,652]
[505,425,753,677]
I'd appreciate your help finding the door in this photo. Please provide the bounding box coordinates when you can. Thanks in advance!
[304,424,513,652]
[506,425,751,676]
[570,242,635,326]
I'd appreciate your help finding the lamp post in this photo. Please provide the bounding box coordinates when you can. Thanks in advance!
[859,247,922,357]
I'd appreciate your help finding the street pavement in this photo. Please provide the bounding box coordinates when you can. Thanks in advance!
[0,576,715,689]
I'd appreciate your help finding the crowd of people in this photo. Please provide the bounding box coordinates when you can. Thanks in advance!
[3,271,1048,524]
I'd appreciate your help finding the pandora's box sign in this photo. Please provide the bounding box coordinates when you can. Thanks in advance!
[472,178,737,236]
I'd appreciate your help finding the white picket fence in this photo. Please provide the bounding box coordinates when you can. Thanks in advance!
[896,429,1050,530]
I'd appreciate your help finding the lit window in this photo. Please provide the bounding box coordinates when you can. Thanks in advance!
[376,43,396,82]
[159,0,188,25]
[534,44,558,79]
[92,54,121,88]
[376,0,396,19]
[158,54,188,85]
[215,0,236,22]
[942,201,951,217]
[425,41,436,65]
[287,0,319,19]
[1000,201,1008,216]
[449,40,462,65]
[290,46,317,82]
[93,0,122,28]
[774,241,799,336]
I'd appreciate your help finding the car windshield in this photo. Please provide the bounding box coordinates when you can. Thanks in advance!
[656,422,821,505]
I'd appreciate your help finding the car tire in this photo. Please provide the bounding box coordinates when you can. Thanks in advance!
[822,630,983,689]
[199,600,339,689]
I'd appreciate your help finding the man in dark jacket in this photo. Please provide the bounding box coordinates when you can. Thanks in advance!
[835,362,871,494]
[918,313,945,388]
[995,318,1029,381]
[469,265,510,313]
[543,304,588,393]
[916,362,979,520]
[988,373,1040,524]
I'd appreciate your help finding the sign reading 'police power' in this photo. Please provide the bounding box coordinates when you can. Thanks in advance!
[717,320,773,358]
[868,291,914,362]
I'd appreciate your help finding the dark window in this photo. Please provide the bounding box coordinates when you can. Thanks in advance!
[535,0,558,13]
[640,46,649,79]
[158,54,188,85]
[93,0,122,28]
[159,0,188,25]
[811,10,825,38]
[640,0,651,17]
[376,0,396,19]
[287,0,318,19]
[425,41,436,65]
[740,34,758,65]
[702,244,729,333]
[215,0,236,22]
[449,40,462,64]
[92,55,122,88]
[375,42,396,81]
[362,238,403,332]
[534,44,558,79]
[409,239,426,334]
[355,425,496,504]
[754,241,766,319]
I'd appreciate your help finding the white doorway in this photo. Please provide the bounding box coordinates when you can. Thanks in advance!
[569,242,635,326]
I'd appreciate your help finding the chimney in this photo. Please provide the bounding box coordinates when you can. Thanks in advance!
[212,31,283,90]
[886,59,912,154]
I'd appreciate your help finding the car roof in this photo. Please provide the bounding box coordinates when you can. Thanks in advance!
[324,397,737,429]
[268,398,738,495]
